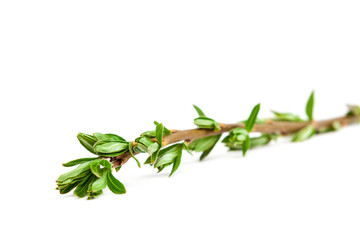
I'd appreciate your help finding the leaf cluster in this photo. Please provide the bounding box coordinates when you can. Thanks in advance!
[57,158,125,199]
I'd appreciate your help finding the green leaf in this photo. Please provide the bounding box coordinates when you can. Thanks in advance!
[194,117,221,131]
[271,111,304,122]
[107,171,126,194]
[189,135,221,152]
[77,133,96,154]
[242,135,250,156]
[74,174,95,198]
[292,125,316,142]
[193,105,206,117]
[57,162,92,182]
[128,142,141,168]
[154,144,182,168]
[90,160,101,178]
[98,159,112,169]
[182,142,193,155]
[92,170,108,192]
[245,104,260,132]
[58,179,82,194]
[169,147,182,177]
[154,121,171,135]
[93,140,128,154]
[151,123,164,163]
[306,91,315,121]
[62,157,98,167]
[93,133,109,141]
[200,134,221,160]
[105,134,126,142]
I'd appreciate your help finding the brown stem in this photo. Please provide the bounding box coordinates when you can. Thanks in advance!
[111,114,359,168]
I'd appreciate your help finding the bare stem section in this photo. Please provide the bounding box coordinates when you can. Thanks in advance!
[111,114,359,168]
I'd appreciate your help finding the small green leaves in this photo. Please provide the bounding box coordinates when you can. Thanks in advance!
[148,143,184,176]
[57,161,92,182]
[306,91,315,121]
[62,157,99,167]
[93,140,128,156]
[91,170,108,192]
[245,103,260,132]
[128,142,141,168]
[74,174,96,198]
[222,128,250,156]
[193,105,221,131]
[271,111,304,122]
[107,171,126,194]
[292,125,316,142]
[193,104,206,117]
[141,121,171,138]
[134,137,159,155]
[189,134,222,160]
[77,133,97,154]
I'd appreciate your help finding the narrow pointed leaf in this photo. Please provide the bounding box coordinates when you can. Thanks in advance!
[90,160,101,177]
[193,105,206,117]
[169,148,182,177]
[129,142,141,168]
[306,91,315,121]
[92,170,108,192]
[200,134,222,160]
[292,125,316,142]
[74,174,95,198]
[107,171,126,194]
[62,157,98,167]
[245,104,260,132]
[57,162,92,182]
[77,133,96,154]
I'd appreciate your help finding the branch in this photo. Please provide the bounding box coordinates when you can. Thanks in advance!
[111,114,359,168]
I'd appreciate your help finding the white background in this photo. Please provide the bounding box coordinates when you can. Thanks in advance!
[1,0,360,239]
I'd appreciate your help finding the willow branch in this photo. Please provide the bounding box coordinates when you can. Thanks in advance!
[111,114,359,168]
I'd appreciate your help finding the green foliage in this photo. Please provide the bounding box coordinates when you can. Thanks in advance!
[306,91,315,121]
[128,142,141,168]
[57,158,126,199]
[62,157,99,167]
[57,91,358,200]
[141,121,171,138]
[188,134,222,160]
[245,104,261,132]
[292,125,316,142]
[271,111,304,122]
[193,105,221,131]
[222,128,250,156]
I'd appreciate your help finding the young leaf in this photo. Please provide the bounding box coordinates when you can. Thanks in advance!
[306,91,315,121]
[107,171,126,194]
[74,174,95,198]
[169,147,183,177]
[90,160,101,178]
[182,142,193,155]
[128,142,141,168]
[105,134,126,142]
[292,125,316,142]
[92,170,108,192]
[57,162,92,182]
[151,123,164,163]
[93,133,109,141]
[154,144,181,168]
[93,140,128,154]
[271,111,304,122]
[193,105,206,117]
[245,103,260,132]
[62,157,98,167]
[98,159,112,169]
[200,134,221,160]
[242,135,251,156]
[77,133,97,154]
